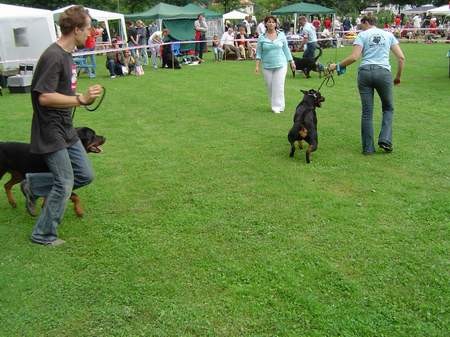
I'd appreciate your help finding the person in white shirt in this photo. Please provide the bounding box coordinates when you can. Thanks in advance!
[243,16,252,35]
[220,27,242,60]
[413,15,422,36]
[298,16,318,59]
[148,30,163,69]
[256,20,266,36]
[194,14,208,62]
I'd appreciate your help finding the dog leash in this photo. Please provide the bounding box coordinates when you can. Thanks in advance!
[72,86,106,120]
[317,37,340,92]
[317,68,335,91]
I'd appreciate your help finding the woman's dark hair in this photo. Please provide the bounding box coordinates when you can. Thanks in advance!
[361,15,376,25]
[59,5,90,35]
[264,15,277,25]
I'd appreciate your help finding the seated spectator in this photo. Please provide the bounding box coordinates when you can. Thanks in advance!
[105,39,122,78]
[401,20,413,39]
[118,49,136,75]
[149,29,164,69]
[220,27,242,60]
[212,34,224,61]
[312,16,321,31]
[319,28,332,48]
[324,16,332,30]
[429,18,437,34]
[235,26,254,59]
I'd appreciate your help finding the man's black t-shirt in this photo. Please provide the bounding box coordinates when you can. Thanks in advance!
[30,43,79,154]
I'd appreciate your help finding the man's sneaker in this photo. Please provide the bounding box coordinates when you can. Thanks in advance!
[110,75,116,79]
[20,180,37,216]
[379,142,393,153]
[30,238,66,246]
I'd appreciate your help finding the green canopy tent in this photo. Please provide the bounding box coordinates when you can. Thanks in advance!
[162,19,196,52]
[125,2,201,21]
[126,2,203,52]
[183,4,221,19]
[272,2,335,33]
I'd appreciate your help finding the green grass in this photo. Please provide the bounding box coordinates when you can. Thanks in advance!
[0,43,449,337]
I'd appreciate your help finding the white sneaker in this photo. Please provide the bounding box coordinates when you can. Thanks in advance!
[272,108,281,114]
[110,75,116,79]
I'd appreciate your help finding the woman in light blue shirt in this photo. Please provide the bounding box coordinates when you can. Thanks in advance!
[255,16,296,114]
[330,15,405,155]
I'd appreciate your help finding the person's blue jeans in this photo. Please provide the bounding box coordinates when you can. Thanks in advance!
[106,59,122,76]
[357,65,394,153]
[303,42,317,59]
[86,48,96,77]
[27,140,94,244]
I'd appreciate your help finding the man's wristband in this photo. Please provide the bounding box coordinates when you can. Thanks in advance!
[76,94,85,106]
[336,63,346,76]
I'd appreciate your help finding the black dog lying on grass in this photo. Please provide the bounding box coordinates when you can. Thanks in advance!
[0,127,105,217]
[292,47,324,78]
[288,89,325,163]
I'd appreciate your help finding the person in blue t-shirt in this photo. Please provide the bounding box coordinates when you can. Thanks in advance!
[329,15,405,155]
[255,16,296,114]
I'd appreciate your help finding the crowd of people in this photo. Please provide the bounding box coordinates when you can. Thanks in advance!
[74,10,446,80]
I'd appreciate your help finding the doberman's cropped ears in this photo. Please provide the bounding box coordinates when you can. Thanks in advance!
[301,89,308,95]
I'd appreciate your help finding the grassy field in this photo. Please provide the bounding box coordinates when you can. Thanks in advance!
[0,43,449,337]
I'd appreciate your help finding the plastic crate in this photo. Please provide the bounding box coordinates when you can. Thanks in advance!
[7,74,32,94]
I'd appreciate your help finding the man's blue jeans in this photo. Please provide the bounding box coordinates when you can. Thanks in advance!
[27,140,94,244]
[357,65,394,153]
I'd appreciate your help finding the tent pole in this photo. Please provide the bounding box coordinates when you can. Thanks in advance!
[294,13,297,33]
[332,13,335,34]
[105,21,111,43]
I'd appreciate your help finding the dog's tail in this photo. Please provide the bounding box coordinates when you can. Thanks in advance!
[314,47,323,63]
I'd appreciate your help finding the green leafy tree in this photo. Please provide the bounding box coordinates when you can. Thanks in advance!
[213,0,241,13]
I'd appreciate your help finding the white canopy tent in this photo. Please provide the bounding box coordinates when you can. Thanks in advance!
[222,10,247,30]
[223,10,247,21]
[53,5,127,42]
[0,3,57,71]
[427,4,450,16]
[402,5,436,16]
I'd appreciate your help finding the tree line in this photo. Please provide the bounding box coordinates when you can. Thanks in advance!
[2,0,448,16]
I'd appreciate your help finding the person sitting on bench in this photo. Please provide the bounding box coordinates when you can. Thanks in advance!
[220,27,242,60]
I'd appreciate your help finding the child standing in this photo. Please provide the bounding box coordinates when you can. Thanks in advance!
[212,35,223,61]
